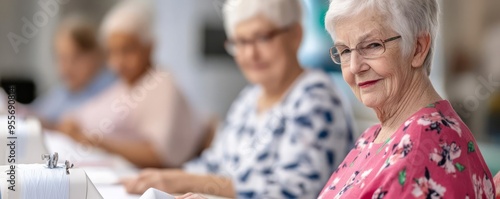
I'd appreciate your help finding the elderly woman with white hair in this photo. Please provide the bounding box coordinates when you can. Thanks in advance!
[122,0,354,198]
[58,0,203,168]
[316,0,496,198]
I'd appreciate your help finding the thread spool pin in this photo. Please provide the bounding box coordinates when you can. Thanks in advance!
[65,160,74,175]
[41,152,59,169]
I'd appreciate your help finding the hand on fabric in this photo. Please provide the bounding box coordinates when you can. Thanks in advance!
[175,193,208,199]
[57,119,100,146]
[121,169,192,195]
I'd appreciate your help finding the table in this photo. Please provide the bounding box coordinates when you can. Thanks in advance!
[43,131,228,199]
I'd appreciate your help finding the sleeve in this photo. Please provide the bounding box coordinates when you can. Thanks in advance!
[235,92,352,198]
[139,71,203,167]
[29,88,64,123]
[182,129,226,175]
[183,85,254,175]
[364,115,495,199]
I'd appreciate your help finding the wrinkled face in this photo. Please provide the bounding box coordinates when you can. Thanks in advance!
[232,15,301,86]
[55,32,101,92]
[105,32,151,84]
[333,11,412,109]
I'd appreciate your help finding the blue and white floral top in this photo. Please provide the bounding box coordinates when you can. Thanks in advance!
[184,70,355,198]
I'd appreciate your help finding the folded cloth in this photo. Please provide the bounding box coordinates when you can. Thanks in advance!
[140,188,175,199]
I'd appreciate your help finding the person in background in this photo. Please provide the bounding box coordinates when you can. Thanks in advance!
[319,0,495,198]
[30,15,116,129]
[57,0,204,168]
[122,0,355,198]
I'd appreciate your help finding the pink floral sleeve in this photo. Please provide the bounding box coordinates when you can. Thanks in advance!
[318,101,495,199]
[366,111,495,199]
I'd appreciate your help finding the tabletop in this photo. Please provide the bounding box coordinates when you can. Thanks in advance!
[43,131,228,199]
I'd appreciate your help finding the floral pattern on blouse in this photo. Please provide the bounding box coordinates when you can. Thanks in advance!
[184,70,355,198]
[319,100,495,199]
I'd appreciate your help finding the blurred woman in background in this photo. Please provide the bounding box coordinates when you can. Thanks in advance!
[30,15,116,129]
[58,0,204,168]
[122,0,355,197]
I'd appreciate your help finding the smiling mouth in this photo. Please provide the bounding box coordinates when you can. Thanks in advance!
[358,79,381,88]
[248,63,268,70]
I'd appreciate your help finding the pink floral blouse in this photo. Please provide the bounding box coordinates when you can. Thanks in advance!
[318,100,495,199]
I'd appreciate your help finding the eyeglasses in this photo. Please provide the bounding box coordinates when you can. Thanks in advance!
[225,27,290,56]
[329,35,402,65]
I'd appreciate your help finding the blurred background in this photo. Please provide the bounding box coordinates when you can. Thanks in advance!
[0,0,499,170]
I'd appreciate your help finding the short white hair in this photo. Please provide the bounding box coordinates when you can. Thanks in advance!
[223,0,302,38]
[325,0,440,75]
[100,0,154,44]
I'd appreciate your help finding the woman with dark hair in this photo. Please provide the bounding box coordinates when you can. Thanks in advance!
[31,15,116,129]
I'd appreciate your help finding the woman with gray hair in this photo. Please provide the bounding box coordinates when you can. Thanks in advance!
[58,0,204,168]
[122,0,355,197]
[318,0,495,198]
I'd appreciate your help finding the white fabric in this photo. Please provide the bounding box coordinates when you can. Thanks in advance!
[139,188,175,199]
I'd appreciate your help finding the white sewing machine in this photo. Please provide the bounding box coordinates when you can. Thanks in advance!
[0,116,182,199]
[0,163,103,199]
[0,117,103,198]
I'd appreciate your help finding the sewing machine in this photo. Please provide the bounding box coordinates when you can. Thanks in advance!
[0,152,102,199]
[0,116,175,199]
[0,117,102,198]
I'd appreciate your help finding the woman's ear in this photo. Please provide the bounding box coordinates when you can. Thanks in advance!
[411,32,431,68]
[290,23,303,52]
[144,42,154,58]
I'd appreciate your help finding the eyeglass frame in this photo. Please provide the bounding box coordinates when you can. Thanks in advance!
[329,35,402,65]
[224,26,291,56]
